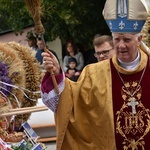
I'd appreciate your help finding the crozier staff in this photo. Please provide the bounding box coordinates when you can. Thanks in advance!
[24,0,59,94]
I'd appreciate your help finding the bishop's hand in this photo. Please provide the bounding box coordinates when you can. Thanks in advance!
[42,51,60,75]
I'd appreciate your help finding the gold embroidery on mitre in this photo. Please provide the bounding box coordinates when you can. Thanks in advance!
[116,80,150,150]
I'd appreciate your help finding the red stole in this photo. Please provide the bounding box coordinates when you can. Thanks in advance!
[111,59,150,150]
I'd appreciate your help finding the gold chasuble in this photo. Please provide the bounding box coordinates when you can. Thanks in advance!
[55,50,150,150]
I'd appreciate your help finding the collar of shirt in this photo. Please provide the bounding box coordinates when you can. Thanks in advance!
[118,51,140,70]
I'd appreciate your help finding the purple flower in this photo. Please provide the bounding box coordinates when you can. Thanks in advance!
[0,61,13,96]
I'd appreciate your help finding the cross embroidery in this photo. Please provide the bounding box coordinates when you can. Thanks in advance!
[127,97,139,114]
[118,0,127,18]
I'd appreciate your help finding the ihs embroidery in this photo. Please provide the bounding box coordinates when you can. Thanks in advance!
[116,80,150,150]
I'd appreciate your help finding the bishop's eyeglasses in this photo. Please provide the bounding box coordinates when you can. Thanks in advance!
[94,48,113,57]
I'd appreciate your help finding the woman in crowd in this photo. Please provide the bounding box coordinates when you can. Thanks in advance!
[63,40,84,72]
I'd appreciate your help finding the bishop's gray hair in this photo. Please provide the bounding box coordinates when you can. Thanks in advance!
[112,33,142,41]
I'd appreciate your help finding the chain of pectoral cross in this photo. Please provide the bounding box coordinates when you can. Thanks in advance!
[117,66,146,114]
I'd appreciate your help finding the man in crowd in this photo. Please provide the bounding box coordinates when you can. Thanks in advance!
[93,35,115,61]
[26,30,38,51]
[35,37,59,64]
[40,0,150,149]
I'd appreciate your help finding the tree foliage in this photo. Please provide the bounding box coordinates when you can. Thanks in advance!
[0,0,32,32]
[0,0,110,47]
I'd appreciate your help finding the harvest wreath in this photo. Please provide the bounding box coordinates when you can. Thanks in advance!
[0,42,42,143]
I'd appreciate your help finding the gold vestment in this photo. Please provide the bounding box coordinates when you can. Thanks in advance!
[55,50,148,150]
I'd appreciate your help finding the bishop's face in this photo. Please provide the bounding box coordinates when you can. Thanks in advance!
[112,33,142,63]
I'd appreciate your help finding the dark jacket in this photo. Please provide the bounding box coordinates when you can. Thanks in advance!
[35,49,59,64]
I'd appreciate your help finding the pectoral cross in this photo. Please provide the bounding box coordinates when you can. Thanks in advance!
[127,97,139,114]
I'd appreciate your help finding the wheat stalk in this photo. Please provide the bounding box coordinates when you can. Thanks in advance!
[24,0,44,34]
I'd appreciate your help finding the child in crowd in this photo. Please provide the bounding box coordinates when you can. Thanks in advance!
[65,57,81,81]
